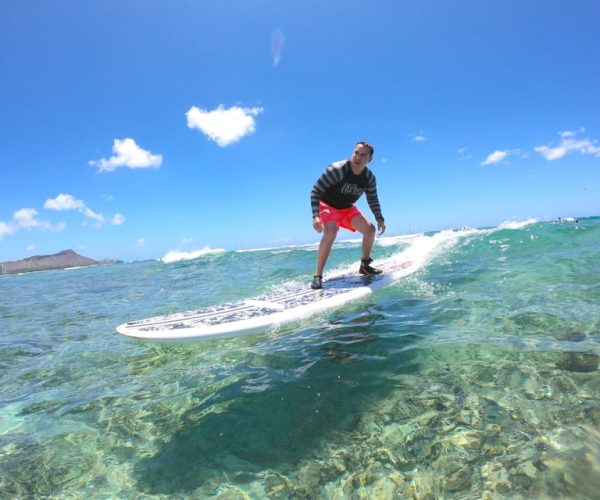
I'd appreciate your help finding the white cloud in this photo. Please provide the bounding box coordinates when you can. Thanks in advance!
[137,238,146,247]
[457,147,473,160]
[112,213,125,225]
[560,127,585,139]
[481,150,509,166]
[82,208,105,225]
[1,195,112,241]
[186,105,264,147]
[0,208,64,239]
[410,131,426,142]
[13,208,43,230]
[14,208,64,232]
[535,128,600,161]
[44,193,85,211]
[271,29,285,67]
[0,221,15,240]
[45,193,105,225]
[26,244,36,252]
[90,138,163,173]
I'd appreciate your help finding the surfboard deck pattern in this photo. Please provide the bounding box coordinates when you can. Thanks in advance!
[116,259,413,342]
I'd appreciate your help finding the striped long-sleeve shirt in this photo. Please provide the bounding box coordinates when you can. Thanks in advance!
[311,160,384,222]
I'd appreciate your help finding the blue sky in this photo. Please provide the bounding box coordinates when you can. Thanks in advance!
[1,0,599,261]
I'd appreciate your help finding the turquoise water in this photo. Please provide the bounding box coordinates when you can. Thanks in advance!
[1,218,600,498]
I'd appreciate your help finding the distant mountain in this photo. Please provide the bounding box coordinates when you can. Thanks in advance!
[0,249,121,275]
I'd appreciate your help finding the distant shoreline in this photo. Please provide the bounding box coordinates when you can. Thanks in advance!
[0,249,121,275]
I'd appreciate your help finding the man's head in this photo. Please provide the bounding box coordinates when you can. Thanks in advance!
[355,141,374,158]
[351,141,374,169]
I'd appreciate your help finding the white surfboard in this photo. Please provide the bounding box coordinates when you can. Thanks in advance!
[116,258,414,342]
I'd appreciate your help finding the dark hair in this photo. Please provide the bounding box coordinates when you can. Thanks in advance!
[356,141,374,158]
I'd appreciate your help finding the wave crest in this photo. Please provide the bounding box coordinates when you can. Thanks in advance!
[161,247,224,263]
[497,218,539,230]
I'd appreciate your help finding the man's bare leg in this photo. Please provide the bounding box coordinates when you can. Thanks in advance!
[315,221,339,276]
[351,214,376,260]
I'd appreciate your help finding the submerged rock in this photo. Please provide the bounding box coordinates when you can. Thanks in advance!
[557,331,588,342]
[556,352,599,373]
[556,331,599,372]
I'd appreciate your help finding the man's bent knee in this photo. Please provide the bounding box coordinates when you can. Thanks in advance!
[361,223,376,237]
[322,223,339,240]
[324,222,339,234]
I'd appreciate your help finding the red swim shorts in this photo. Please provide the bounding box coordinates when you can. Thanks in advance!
[319,201,364,232]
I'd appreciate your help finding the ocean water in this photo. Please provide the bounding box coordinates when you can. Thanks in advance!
[1,217,599,498]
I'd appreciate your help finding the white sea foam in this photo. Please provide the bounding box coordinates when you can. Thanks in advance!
[327,228,471,280]
[337,237,362,245]
[168,221,537,264]
[236,232,423,255]
[377,233,423,247]
[393,229,476,272]
[236,242,319,253]
[161,247,224,263]
[497,218,539,230]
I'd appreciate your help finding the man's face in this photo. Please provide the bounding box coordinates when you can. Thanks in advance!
[351,144,372,168]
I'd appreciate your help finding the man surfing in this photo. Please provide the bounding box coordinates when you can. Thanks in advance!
[310,141,386,289]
